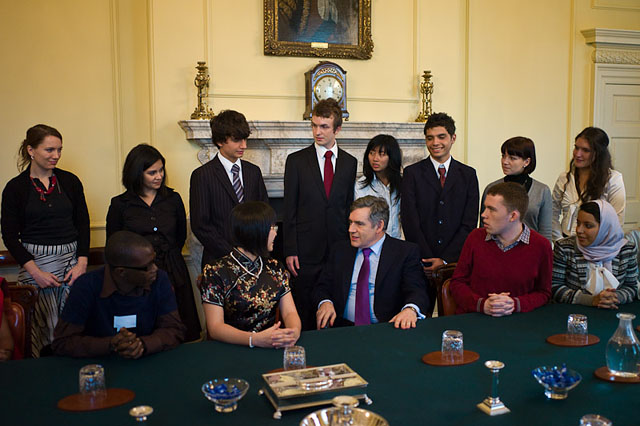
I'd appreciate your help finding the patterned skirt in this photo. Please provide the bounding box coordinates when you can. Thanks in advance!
[18,241,77,358]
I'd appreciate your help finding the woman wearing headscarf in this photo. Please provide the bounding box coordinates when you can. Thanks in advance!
[551,200,638,308]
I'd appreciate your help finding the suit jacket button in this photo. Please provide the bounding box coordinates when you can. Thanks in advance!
[153,227,158,232]
[437,239,442,244]
[439,200,444,205]
[438,220,443,225]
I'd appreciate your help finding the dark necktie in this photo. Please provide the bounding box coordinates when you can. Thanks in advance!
[323,151,334,198]
[231,164,244,202]
[355,248,372,326]
[438,165,446,188]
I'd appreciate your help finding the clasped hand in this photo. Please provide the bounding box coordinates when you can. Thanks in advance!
[593,288,619,310]
[483,292,515,317]
[110,327,144,359]
[255,321,299,348]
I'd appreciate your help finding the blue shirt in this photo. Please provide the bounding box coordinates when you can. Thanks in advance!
[61,267,178,337]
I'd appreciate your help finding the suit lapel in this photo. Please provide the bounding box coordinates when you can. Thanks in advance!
[422,159,442,192]
[374,237,393,294]
[341,246,358,307]
[304,145,328,201]
[442,158,461,193]
[212,156,239,203]
[240,160,252,200]
[329,148,349,201]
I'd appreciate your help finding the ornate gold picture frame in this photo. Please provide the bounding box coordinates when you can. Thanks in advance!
[264,0,373,60]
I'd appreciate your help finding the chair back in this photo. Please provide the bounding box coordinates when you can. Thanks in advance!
[440,279,457,316]
[5,284,38,358]
[432,263,457,316]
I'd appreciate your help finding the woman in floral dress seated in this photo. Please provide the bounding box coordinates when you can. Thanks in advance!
[200,201,301,348]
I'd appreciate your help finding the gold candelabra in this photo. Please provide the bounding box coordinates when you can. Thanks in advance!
[415,70,434,122]
[191,61,215,120]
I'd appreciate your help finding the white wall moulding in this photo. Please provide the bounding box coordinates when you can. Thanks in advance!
[582,29,640,64]
[178,119,428,198]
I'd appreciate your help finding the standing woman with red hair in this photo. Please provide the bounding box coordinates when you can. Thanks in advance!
[1,125,90,357]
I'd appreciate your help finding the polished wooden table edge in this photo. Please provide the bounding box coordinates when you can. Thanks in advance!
[546,333,600,347]
[57,388,135,412]
[593,366,640,383]
[421,350,480,366]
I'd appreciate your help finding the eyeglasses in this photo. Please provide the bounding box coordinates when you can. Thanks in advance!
[271,224,279,232]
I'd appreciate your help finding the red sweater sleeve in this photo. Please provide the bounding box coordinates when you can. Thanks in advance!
[512,235,552,312]
[449,229,485,313]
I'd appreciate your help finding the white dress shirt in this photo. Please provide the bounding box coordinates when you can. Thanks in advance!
[217,153,243,187]
[314,142,339,181]
[429,155,452,179]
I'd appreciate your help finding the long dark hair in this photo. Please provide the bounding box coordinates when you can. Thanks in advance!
[564,127,612,202]
[122,144,168,196]
[18,124,63,171]
[359,134,402,204]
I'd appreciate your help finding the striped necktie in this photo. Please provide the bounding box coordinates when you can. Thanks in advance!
[231,163,244,202]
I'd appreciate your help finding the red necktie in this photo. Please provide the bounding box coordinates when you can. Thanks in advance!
[323,151,334,198]
[438,165,446,188]
[355,248,372,326]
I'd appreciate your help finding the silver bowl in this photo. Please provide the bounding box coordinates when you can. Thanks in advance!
[300,396,388,426]
[202,378,249,413]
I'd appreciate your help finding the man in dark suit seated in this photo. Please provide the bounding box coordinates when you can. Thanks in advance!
[313,196,430,329]
[190,110,269,268]
[52,231,185,358]
[401,112,479,312]
[449,183,552,316]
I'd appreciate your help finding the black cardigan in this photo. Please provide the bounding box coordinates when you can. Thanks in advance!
[1,168,90,266]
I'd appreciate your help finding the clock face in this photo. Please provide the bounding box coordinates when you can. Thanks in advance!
[314,76,343,102]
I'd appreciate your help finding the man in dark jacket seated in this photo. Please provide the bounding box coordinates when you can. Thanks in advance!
[52,231,185,358]
[313,196,430,330]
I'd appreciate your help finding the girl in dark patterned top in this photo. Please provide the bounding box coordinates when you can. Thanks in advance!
[107,144,201,341]
[552,200,638,308]
[200,201,301,348]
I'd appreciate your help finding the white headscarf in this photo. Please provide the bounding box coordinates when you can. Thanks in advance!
[576,200,627,294]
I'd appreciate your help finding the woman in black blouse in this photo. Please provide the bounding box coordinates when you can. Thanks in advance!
[1,124,90,357]
[106,144,201,341]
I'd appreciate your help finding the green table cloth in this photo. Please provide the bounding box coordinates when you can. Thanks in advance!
[2,302,639,425]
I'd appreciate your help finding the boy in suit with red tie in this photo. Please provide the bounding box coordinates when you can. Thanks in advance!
[401,113,479,313]
[190,110,269,269]
[283,99,357,330]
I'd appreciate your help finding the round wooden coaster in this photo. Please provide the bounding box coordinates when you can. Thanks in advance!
[57,388,135,412]
[593,366,640,383]
[421,350,479,366]
[546,333,600,347]
[636,325,640,333]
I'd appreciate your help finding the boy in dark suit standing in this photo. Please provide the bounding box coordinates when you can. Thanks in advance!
[190,110,269,269]
[401,113,479,312]
[283,99,357,330]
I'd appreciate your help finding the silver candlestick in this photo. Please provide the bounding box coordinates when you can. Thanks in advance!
[477,360,510,416]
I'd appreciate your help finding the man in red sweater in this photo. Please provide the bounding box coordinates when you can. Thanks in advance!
[450,182,552,315]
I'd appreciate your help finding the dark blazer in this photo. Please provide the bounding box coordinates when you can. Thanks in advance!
[283,144,357,264]
[190,155,268,267]
[313,236,430,323]
[401,157,479,263]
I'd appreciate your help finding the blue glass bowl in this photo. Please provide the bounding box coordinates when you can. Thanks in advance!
[532,365,581,399]
[202,378,250,412]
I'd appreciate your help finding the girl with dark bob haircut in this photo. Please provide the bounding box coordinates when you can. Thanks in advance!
[552,127,625,241]
[354,134,403,238]
[106,144,201,341]
[200,201,301,348]
[1,124,90,357]
[552,200,637,308]
[480,136,552,240]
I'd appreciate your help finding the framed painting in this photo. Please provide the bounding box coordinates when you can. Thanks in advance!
[264,0,373,60]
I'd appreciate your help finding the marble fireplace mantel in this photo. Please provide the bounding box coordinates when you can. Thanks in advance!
[178,120,428,197]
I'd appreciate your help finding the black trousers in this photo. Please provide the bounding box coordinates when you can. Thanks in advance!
[290,263,323,331]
